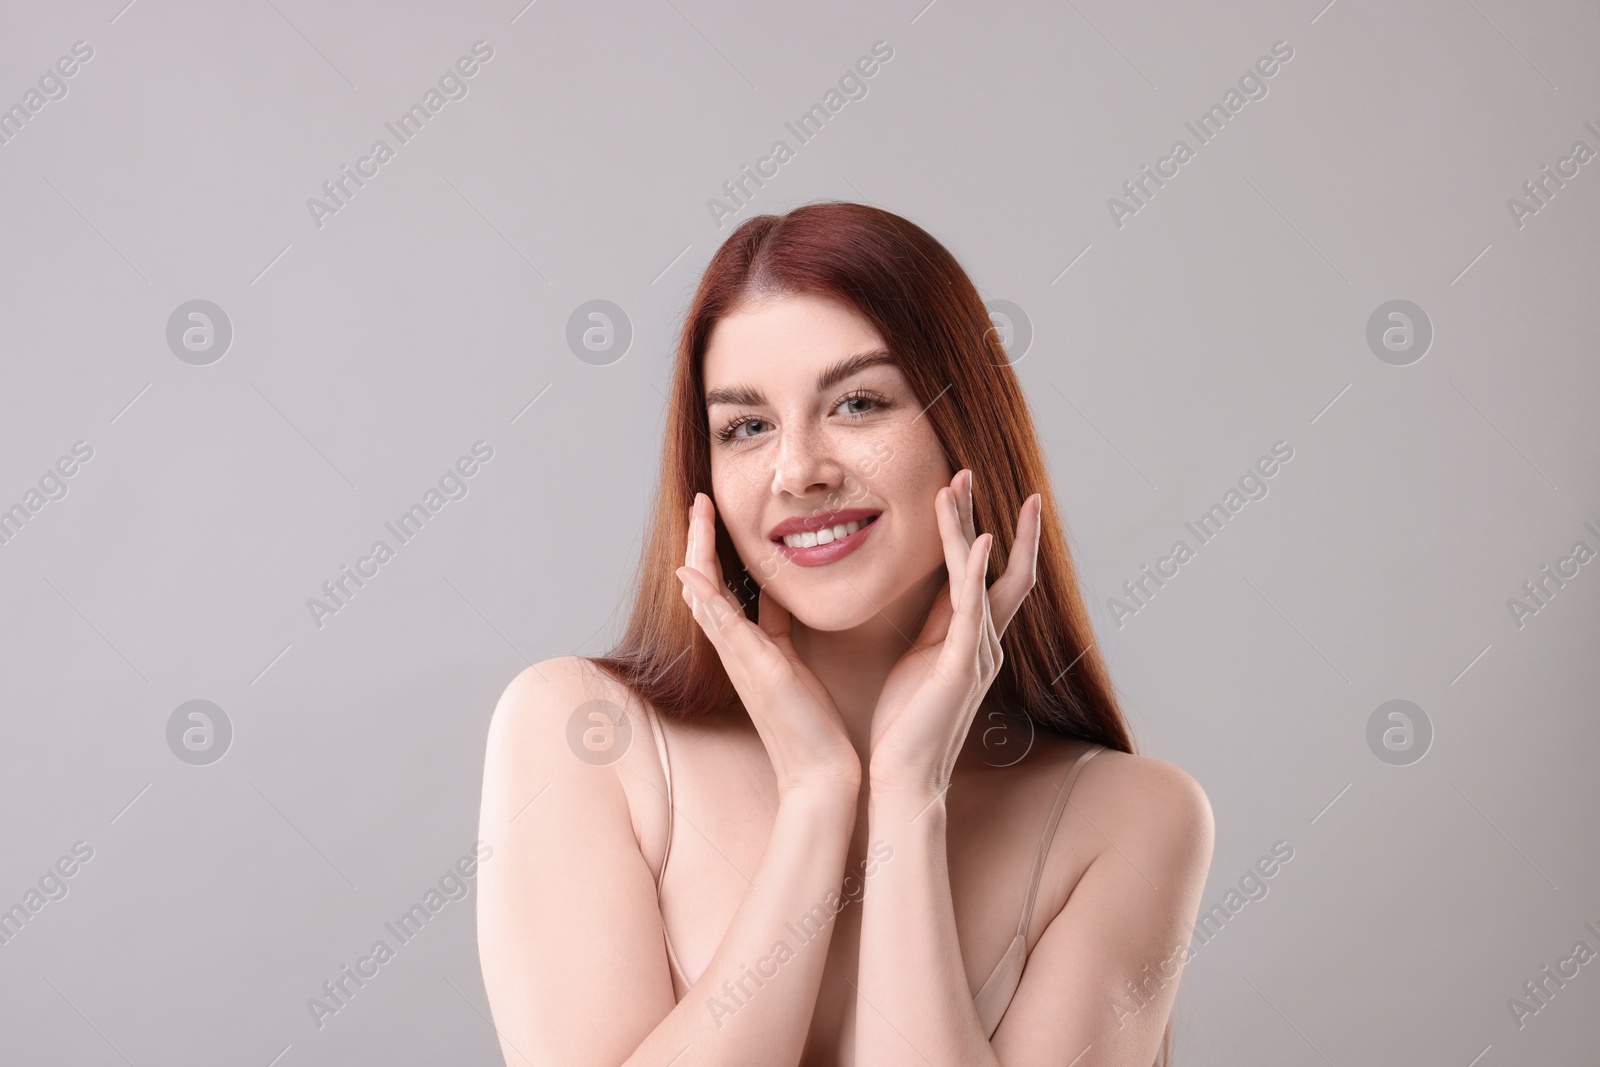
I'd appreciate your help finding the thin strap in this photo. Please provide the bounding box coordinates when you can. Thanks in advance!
[639,702,690,989]
[970,743,1106,1034]
[642,702,675,891]
[1015,744,1103,938]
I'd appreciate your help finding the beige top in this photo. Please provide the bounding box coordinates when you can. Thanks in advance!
[639,702,1104,1038]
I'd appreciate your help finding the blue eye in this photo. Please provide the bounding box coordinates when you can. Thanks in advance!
[713,389,893,445]
[716,416,770,441]
[835,389,890,418]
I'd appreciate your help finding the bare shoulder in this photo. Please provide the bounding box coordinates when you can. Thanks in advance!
[488,655,619,731]
[483,655,645,763]
[1070,743,1215,876]
[479,656,669,863]
[480,657,636,811]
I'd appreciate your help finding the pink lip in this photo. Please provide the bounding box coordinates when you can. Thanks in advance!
[771,513,882,568]
[767,507,883,541]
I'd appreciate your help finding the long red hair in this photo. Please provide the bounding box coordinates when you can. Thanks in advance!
[589,199,1171,1062]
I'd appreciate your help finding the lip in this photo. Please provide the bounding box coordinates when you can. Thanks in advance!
[767,507,883,541]
[769,509,882,568]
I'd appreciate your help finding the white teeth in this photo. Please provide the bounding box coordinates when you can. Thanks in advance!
[783,519,863,549]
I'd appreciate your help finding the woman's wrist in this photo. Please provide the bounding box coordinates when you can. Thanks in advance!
[776,769,863,812]
[866,757,952,803]
[866,777,949,820]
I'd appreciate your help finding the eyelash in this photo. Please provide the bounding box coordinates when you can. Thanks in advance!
[714,388,892,444]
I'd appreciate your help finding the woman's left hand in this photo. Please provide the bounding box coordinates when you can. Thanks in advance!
[868,469,1042,794]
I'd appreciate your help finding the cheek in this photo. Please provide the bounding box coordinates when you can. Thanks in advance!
[709,466,770,568]
[853,421,950,519]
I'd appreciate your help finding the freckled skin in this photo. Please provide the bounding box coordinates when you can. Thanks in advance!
[703,291,955,634]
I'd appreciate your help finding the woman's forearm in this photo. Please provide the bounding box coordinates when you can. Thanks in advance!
[856,786,1000,1066]
[622,782,858,1067]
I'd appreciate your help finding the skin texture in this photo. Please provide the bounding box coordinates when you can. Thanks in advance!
[476,293,1215,1066]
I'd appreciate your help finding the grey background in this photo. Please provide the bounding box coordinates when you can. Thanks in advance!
[1,0,1596,1064]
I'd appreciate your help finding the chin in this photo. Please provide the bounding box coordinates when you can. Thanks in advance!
[772,563,938,634]
[784,593,882,633]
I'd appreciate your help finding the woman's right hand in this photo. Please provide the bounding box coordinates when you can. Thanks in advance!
[675,491,861,794]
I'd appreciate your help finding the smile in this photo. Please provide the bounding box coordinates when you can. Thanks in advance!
[768,510,881,568]
[780,515,876,548]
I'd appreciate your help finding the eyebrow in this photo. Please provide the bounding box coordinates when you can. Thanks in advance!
[704,350,896,408]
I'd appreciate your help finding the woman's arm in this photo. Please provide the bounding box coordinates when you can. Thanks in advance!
[477,657,859,1067]
[992,755,1213,1065]
[857,755,1213,1066]
[855,780,998,1064]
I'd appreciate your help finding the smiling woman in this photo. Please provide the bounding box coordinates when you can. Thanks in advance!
[476,201,1214,1067]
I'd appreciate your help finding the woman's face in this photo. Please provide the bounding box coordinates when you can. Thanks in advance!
[702,291,954,633]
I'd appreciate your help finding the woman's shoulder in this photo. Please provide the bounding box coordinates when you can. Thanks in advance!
[480,655,668,806]
[1049,736,1214,873]
[976,728,1211,861]
[487,656,619,748]
[481,656,672,861]
[1061,735,1207,806]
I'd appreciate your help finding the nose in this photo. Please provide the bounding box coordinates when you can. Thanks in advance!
[769,420,843,500]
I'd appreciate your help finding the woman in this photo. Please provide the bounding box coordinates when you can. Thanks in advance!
[476,202,1214,1066]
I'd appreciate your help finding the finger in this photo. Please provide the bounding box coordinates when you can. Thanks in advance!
[684,499,695,569]
[911,576,956,651]
[978,536,1000,676]
[677,564,732,640]
[677,564,762,657]
[943,533,992,673]
[988,493,1042,636]
[692,493,728,590]
[958,469,978,543]
[690,492,747,617]
[936,484,972,594]
[756,583,793,645]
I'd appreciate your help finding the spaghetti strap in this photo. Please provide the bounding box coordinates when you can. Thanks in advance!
[638,702,691,992]
[971,742,1104,1036]
[1016,744,1103,939]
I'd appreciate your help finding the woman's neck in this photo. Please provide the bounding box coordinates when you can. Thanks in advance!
[788,567,947,763]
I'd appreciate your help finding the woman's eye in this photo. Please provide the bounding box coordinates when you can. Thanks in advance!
[837,394,879,416]
[729,417,769,439]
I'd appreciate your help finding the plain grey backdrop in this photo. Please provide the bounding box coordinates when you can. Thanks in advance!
[1,0,1597,1064]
